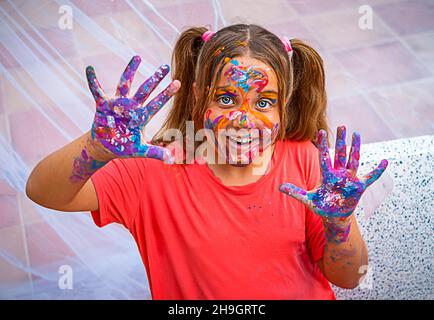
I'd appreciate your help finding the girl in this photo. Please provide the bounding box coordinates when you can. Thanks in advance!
[26,24,388,300]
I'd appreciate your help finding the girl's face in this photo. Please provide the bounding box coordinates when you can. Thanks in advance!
[203,55,281,166]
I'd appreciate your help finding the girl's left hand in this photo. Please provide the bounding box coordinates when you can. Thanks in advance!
[279,126,388,218]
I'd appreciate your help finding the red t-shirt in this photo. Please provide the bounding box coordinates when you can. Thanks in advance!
[90,139,336,300]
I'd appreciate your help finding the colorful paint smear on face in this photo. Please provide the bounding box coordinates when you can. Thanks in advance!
[204,58,280,164]
[280,126,388,243]
[223,59,268,93]
[71,56,179,182]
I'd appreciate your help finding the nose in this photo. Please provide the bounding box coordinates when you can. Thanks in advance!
[232,111,254,129]
[232,104,256,129]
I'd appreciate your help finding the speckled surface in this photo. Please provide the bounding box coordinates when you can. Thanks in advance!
[332,134,433,300]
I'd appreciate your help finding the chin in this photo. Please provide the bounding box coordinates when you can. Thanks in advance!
[226,153,257,166]
[229,161,251,167]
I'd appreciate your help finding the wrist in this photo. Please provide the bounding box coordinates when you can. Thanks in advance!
[322,214,353,243]
[322,214,353,226]
[85,131,117,162]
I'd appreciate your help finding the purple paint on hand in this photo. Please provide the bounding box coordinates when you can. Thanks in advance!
[279,126,389,242]
[86,56,180,161]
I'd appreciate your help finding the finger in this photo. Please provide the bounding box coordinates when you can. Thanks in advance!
[318,129,332,174]
[334,125,347,170]
[279,183,309,205]
[362,159,388,187]
[346,131,361,174]
[140,144,174,164]
[133,64,171,105]
[140,80,181,123]
[86,66,106,104]
[116,56,141,97]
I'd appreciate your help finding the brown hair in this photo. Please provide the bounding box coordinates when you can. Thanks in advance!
[152,24,328,148]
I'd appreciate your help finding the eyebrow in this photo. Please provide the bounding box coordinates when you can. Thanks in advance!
[215,85,237,91]
[214,86,239,98]
[259,90,278,95]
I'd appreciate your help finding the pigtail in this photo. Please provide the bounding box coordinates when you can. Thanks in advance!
[285,39,329,144]
[152,26,208,145]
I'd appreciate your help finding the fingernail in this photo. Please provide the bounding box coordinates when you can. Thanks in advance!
[279,184,290,194]
[160,64,170,73]
[132,55,142,62]
[167,80,181,95]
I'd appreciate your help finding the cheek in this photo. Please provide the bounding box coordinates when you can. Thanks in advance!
[203,109,214,129]
[251,109,280,130]
[270,113,281,137]
[269,112,281,131]
[253,110,281,141]
[204,109,229,131]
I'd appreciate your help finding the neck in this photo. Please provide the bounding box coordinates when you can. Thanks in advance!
[205,143,276,186]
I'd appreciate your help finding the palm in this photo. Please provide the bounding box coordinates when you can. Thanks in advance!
[93,96,154,156]
[280,126,388,218]
[307,168,366,217]
[87,56,180,161]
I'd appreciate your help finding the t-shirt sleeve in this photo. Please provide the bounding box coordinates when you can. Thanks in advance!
[304,142,327,262]
[89,158,146,230]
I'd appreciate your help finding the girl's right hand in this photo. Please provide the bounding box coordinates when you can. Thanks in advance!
[86,55,180,163]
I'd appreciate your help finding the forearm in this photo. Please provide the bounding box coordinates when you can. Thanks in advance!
[320,214,368,289]
[26,131,114,209]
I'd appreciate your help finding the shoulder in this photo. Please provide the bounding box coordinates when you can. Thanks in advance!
[109,157,147,172]
[96,158,149,184]
[278,139,319,160]
[277,139,320,188]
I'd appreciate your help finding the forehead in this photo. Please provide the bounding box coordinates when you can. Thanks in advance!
[216,56,278,90]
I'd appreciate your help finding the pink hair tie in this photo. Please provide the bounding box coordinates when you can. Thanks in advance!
[202,30,216,42]
[280,36,293,55]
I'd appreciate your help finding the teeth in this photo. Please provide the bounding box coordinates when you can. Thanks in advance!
[228,136,252,144]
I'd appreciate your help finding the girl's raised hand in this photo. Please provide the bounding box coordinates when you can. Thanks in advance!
[279,126,388,218]
[86,55,180,163]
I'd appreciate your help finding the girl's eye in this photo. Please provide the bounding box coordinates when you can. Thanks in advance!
[217,95,235,107]
[256,99,273,110]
